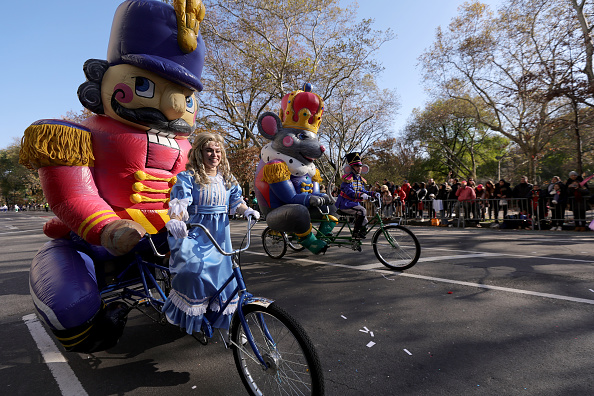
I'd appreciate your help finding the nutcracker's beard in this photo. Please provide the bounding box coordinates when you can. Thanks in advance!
[111,93,195,136]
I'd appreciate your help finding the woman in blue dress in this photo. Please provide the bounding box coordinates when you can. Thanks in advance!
[163,132,259,334]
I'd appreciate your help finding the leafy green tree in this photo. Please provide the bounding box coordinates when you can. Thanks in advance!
[403,98,511,181]
[364,138,425,186]
[0,140,43,207]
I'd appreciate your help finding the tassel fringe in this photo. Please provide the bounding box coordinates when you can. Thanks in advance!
[19,122,94,169]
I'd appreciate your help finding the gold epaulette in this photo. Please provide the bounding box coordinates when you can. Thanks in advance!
[19,121,94,169]
[262,161,291,184]
[312,168,323,184]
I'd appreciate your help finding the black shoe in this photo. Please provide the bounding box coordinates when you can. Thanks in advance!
[358,227,368,239]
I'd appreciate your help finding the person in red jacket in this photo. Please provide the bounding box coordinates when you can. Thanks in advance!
[19,0,206,353]
[393,184,407,217]
[456,181,476,222]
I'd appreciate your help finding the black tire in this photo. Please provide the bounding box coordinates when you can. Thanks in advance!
[372,225,421,270]
[262,227,288,259]
[287,233,306,252]
[231,302,324,396]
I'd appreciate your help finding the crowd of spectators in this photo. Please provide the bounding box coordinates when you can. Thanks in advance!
[358,172,594,231]
[0,203,50,212]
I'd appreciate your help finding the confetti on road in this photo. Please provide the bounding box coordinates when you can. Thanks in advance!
[341,315,347,319]
[370,331,374,337]
[192,386,197,389]
[404,349,412,355]
[367,341,376,348]
[589,289,594,293]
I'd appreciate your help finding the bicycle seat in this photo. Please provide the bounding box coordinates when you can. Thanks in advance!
[336,209,352,217]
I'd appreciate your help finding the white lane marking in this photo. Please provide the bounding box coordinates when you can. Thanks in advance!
[354,253,498,270]
[23,314,88,396]
[423,247,594,264]
[247,251,594,305]
[0,229,48,236]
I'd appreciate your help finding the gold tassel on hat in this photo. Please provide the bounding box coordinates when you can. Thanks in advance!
[174,0,206,54]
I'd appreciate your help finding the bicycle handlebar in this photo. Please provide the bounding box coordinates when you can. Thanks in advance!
[145,234,167,258]
[188,215,255,256]
[316,195,383,214]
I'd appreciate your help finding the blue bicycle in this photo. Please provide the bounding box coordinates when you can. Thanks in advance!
[99,216,324,395]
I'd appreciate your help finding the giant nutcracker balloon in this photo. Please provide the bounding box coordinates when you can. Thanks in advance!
[254,84,338,255]
[19,0,206,353]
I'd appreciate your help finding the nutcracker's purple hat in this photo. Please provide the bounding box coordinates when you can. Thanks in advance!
[107,0,205,91]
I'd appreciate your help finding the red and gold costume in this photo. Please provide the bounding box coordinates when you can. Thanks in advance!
[21,116,190,242]
[19,0,206,353]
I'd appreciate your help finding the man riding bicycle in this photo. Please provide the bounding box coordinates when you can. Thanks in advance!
[335,152,379,239]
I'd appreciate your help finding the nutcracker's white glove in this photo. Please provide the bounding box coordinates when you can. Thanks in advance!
[361,193,370,201]
[166,219,188,239]
[243,207,260,221]
[552,200,558,204]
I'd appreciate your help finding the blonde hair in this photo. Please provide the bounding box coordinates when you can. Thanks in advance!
[186,132,237,189]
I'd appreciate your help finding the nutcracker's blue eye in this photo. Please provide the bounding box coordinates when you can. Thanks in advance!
[186,95,195,114]
[135,77,155,98]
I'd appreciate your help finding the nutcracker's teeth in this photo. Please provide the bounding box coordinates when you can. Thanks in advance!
[147,130,180,149]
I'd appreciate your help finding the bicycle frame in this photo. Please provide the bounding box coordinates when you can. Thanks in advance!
[187,220,275,369]
[313,198,397,246]
[99,234,170,310]
[98,217,275,370]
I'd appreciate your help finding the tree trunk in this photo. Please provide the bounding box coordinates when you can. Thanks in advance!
[572,99,584,175]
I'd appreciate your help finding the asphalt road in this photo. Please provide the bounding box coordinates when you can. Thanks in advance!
[1,211,593,396]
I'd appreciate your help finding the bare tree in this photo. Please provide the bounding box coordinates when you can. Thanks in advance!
[199,0,395,156]
[419,0,576,180]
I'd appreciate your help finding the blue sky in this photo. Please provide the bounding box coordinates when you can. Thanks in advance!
[0,0,500,149]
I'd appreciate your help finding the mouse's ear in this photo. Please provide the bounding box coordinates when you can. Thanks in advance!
[258,112,282,140]
[343,165,352,174]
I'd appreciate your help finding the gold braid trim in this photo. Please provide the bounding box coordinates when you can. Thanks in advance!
[19,123,94,169]
[312,169,323,184]
[262,161,291,184]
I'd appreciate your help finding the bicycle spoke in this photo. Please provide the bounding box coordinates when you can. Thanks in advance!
[373,225,421,270]
[232,303,323,395]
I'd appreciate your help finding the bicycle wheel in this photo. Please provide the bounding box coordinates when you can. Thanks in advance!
[287,233,306,252]
[231,302,324,396]
[147,264,171,303]
[372,225,421,270]
[262,227,288,259]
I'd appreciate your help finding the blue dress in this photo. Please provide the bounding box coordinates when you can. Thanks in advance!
[163,171,244,333]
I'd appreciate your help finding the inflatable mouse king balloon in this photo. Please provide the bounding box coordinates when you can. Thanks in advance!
[18,0,206,353]
[254,84,338,255]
